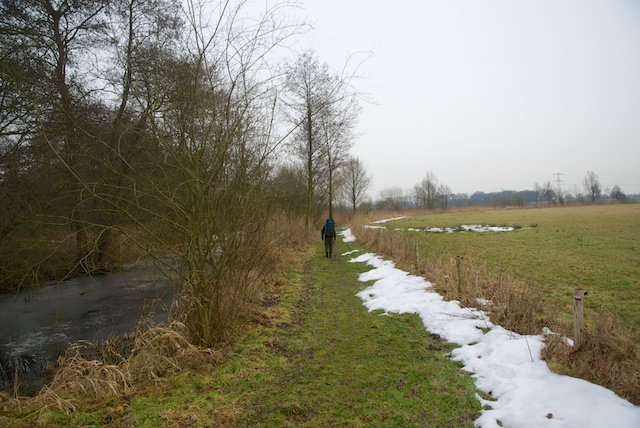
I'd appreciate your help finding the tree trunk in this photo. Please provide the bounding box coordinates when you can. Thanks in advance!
[305,108,314,229]
[49,6,92,273]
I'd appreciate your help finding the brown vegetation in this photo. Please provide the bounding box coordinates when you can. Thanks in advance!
[0,214,313,419]
[0,321,222,417]
[543,312,640,404]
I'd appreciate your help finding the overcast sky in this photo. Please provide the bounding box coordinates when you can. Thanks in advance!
[290,0,640,197]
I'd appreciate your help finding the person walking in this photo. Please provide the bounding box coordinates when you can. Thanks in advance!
[321,218,336,258]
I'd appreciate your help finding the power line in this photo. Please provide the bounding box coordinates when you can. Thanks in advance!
[552,172,564,190]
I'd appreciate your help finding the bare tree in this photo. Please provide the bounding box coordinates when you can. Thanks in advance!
[284,50,362,225]
[542,181,556,206]
[319,94,360,218]
[284,51,330,226]
[342,156,371,214]
[113,0,306,345]
[413,171,439,210]
[437,183,451,210]
[557,188,566,206]
[610,185,626,202]
[583,170,601,204]
[0,0,309,344]
[0,0,114,275]
[378,187,407,211]
[84,0,185,271]
[533,182,542,206]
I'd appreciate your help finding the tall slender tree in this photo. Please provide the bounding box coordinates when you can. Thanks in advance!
[284,50,361,226]
[583,170,601,204]
[342,156,371,214]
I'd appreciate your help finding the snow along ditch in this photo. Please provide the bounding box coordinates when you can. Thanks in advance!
[339,228,640,428]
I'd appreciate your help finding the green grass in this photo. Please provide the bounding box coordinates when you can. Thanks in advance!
[9,238,481,427]
[384,204,640,333]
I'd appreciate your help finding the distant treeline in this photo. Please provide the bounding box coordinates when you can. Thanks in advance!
[369,170,637,211]
[448,190,639,208]
[369,188,639,211]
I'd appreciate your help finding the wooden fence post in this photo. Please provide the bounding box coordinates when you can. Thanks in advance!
[456,256,463,295]
[415,243,419,268]
[573,288,586,351]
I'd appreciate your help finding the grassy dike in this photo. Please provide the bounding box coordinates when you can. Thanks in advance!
[4,238,481,427]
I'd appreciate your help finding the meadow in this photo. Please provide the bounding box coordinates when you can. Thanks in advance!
[381,204,640,333]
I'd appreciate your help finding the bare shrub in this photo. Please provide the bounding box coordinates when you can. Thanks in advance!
[486,283,545,335]
[165,212,283,346]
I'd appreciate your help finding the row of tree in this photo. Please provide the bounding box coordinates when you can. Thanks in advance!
[0,0,370,345]
[374,170,633,210]
[528,171,630,206]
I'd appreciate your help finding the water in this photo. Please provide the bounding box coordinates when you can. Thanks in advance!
[0,267,173,394]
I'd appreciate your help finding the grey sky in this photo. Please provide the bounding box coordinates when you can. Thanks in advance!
[293,0,640,197]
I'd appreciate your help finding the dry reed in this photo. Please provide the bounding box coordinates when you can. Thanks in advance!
[2,321,222,418]
[48,341,130,399]
[126,321,223,382]
[543,312,640,404]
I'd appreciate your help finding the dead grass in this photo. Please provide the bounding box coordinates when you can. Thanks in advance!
[350,210,640,405]
[543,312,640,404]
[126,321,223,383]
[1,321,223,419]
[48,341,130,399]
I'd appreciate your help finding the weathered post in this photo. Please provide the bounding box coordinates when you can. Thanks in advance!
[415,243,419,268]
[573,288,586,351]
[456,256,463,295]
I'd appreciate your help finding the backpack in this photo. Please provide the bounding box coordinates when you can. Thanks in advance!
[324,219,336,237]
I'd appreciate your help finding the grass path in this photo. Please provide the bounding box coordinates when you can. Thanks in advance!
[223,239,481,427]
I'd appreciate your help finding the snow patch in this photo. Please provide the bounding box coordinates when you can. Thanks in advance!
[340,228,356,242]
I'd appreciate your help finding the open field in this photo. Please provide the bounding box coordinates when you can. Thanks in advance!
[350,203,640,403]
[377,204,640,334]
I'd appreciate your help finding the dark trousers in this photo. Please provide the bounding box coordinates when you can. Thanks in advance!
[324,236,335,256]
